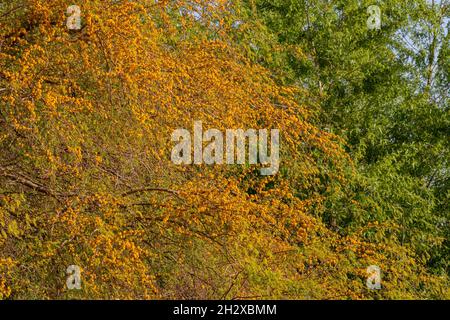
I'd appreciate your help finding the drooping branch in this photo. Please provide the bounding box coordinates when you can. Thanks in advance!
[121,186,181,198]
[0,171,76,199]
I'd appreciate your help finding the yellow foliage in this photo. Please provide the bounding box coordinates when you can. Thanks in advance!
[0,0,447,299]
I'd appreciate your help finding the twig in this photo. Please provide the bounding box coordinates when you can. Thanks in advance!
[121,186,180,198]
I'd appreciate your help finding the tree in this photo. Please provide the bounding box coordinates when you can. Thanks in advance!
[0,0,448,299]
[241,0,449,276]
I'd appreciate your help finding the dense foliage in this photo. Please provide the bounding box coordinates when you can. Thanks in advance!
[236,0,449,275]
[0,0,448,299]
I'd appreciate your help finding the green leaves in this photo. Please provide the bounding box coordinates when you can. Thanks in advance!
[242,0,449,276]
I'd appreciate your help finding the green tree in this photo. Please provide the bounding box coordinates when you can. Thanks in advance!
[239,0,449,274]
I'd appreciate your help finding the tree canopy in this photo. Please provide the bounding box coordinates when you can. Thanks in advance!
[0,0,448,299]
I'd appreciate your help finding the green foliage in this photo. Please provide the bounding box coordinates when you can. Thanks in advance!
[239,0,449,275]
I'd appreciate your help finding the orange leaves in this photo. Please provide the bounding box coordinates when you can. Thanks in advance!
[0,0,447,300]
[0,257,15,299]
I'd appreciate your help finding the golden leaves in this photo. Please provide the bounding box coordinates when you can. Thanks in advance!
[0,0,447,300]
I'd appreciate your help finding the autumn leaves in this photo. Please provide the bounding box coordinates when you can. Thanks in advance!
[0,0,447,299]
